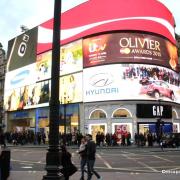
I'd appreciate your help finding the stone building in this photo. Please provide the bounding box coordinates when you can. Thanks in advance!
[0,43,7,128]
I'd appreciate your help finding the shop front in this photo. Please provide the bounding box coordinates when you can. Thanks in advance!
[136,103,173,135]
[84,104,134,142]
[8,110,35,132]
[36,104,80,136]
[138,122,173,135]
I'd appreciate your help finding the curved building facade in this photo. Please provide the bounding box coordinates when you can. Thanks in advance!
[4,0,180,142]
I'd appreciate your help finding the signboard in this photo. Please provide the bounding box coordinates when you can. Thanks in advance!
[4,63,37,91]
[60,39,83,76]
[136,104,172,118]
[36,51,52,81]
[83,64,180,103]
[37,0,176,54]
[59,72,83,104]
[7,27,38,72]
[83,33,178,71]
[4,80,50,111]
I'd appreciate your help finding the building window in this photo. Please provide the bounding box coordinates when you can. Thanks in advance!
[112,108,132,118]
[90,109,107,119]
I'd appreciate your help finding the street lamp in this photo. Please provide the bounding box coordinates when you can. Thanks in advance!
[156,99,164,143]
[64,96,67,135]
[43,0,64,179]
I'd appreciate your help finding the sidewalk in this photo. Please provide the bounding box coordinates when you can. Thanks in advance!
[6,143,180,152]
[8,171,180,180]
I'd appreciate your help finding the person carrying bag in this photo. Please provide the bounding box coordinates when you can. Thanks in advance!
[61,145,77,180]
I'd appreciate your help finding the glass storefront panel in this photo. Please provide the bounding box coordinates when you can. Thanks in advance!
[138,123,173,135]
[60,103,79,133]
[89,123,107,142]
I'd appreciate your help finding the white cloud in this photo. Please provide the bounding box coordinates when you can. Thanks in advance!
[0,0,88,50]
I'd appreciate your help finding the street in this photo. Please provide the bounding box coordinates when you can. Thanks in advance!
[7,146,180,179]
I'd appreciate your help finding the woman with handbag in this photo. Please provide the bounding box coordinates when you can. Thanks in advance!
[61,145,77,180]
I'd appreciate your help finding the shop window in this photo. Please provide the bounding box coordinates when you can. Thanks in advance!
[90,109,107,119]
[112,108,131,118]
[172,109,178,119]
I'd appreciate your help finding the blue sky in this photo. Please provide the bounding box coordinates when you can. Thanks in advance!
[0,0,180,51]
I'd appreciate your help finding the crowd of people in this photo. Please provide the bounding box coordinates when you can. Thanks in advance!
[0,130,133,147]
[123,65,180,87]
[1,129,176,148]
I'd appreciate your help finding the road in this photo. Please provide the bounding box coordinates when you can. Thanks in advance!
[3,146,180,180]
[7,146,180,179]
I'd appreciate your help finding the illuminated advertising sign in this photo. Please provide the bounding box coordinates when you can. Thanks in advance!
[4,80,50,111]
[83,33,178,71]
[60,40,83,76]
[36,51,52,81]
[7,27,37,72]
[59,72,83,104]
[4,64,37,91]
[37,0,176,54]
[83,64,180,103]
[136,104,172,118]
[112,123,132,144]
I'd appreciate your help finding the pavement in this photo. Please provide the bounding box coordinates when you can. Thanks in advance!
[5,143,180,152]
[8,171,180,180]
[3,144,180,180]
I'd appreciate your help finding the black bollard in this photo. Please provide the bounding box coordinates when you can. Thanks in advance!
[0,149,11,180]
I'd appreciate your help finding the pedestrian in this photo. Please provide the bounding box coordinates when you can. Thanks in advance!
[42,132,46,144]
[160,139,164,151]
[0,130,6,148]
[86,134,102,180]
[78,137,87,180]
[61,145,77,180]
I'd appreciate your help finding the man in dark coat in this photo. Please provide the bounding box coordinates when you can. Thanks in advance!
[86,134,102,180]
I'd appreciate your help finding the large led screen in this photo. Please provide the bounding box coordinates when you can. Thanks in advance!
[59,72,83,104]
[37,0,176,53]
[4,80,50,111]
[60,40,83,76]
[4,64,37,91]
[7,27,38,72]
[36,51,52,81]
[83,33,178,71]
[83,64,180,103]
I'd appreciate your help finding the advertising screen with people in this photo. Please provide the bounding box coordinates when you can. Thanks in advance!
[4,80,50,111]
[83,64,180,103]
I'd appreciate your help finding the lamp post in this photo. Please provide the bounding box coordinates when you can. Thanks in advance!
[156,99,164,143]
[43,0,63,179]
[64,96,66,135]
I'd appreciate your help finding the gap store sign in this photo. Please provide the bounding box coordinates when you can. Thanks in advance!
[136,104,172,118]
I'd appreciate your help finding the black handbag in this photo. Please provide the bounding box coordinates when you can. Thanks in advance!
[68,163,78,176]
[61,162,77,177]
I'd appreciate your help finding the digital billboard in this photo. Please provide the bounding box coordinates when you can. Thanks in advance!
[4,63,37,91]
[7,27,38,72]
[36,51,52,81]
[59,72,83,104]
[83,64,180,103]
[83,33,178,71]
[4,80,50,111]
[60,39,83,76]
[37,0,176,54]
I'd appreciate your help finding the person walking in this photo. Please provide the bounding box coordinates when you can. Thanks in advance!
[0,130,6,148]
[61,145,77,180]
[86,134,102,180]
[78,137,87,180]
